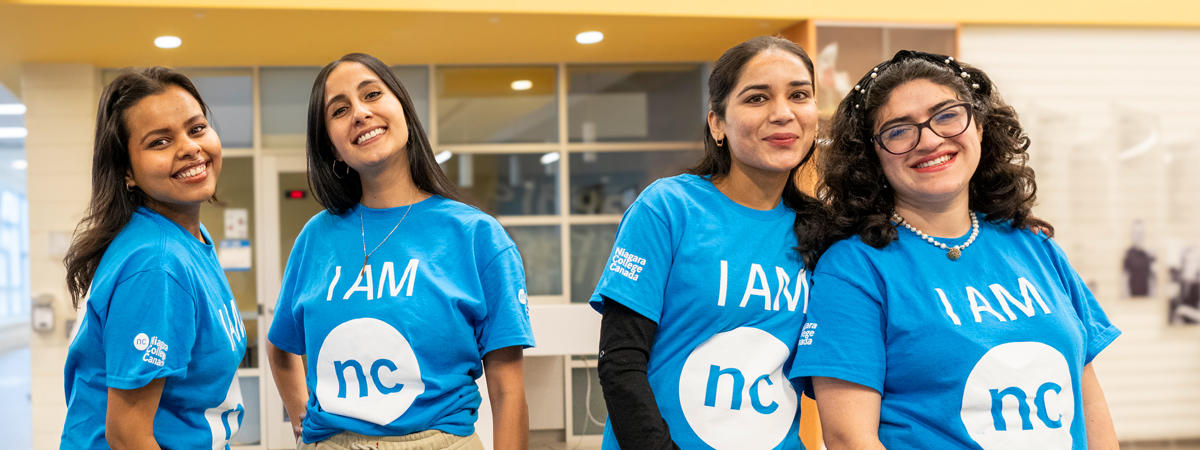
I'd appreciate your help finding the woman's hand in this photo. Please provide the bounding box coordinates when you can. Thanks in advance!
[812,377,887,450]
[483,346,529,450]
[267,342,309,440]
[106,378,164,450]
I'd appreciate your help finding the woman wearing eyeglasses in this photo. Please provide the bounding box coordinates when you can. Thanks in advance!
[790,51,1121,449]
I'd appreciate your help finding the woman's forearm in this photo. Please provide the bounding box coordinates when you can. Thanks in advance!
[1082,364,1119,450]
[598,300,680,450]
[266,341,309,436]
[484,346,529,450]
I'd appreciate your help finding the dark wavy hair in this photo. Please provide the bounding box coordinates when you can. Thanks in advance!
[690,35,828,269]
[307,53,457,214]
[64,67,211,308]
[807,50,1052,255]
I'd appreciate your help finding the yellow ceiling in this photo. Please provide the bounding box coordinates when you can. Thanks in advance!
[0,0,1196,97]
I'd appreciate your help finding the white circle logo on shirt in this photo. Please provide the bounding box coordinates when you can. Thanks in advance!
[315,318,425,425]
[961,342,1074,449]
[133,333,150,351]
[678,327,797,450]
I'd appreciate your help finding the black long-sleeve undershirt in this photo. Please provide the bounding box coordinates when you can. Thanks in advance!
[596,298,681,450]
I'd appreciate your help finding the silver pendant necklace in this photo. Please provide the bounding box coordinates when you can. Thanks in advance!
[359,202,414,272]
[892,211,979,261]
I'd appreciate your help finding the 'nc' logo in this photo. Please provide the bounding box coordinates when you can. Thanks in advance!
[961,342,1075,449]
[315,318,425,425]
[678,327,797,450]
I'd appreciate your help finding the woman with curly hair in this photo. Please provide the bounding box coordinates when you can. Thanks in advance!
[789,51,1121,449]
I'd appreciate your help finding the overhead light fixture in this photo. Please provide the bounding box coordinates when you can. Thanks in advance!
[11,160,27,170]
[0,127,28,139]
[511,80,533,91]
[0,104,26,115]
[576,31,604,44]
[155,36,182,49]
[540,152,560,165]
[435,150,453,164]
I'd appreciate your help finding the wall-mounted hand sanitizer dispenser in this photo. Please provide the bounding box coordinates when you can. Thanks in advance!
[32,294,54,333]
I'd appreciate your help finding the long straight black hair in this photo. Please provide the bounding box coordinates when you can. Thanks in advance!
[689,36,828,269]
[306,53,458,215]
[64,67,211,308]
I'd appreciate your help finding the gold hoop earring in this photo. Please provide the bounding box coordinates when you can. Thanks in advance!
[715,137,724,147]
[332,160,350,179]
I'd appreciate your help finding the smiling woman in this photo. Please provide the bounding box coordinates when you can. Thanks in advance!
[791,51,1121,450]
[61,67,247,450]
[266,53,536,450]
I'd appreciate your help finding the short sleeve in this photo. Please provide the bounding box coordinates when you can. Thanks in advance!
[588,199,674,324]
[476,245,536,355]
[789,248,888,396]
[1049,240,1121,364]
[268,234,309,355]
[103,270,197,390]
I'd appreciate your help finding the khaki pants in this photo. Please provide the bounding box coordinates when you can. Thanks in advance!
[298,430,485,450]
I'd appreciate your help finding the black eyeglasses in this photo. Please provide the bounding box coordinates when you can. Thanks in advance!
[871,102,974,155]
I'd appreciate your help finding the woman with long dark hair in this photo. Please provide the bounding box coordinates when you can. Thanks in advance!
[266,53,534,450]
[790,51,1120,449]
[590,36,825,450]
[61,67,247,449]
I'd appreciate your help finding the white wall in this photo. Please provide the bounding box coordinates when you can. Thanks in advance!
[23,63,95,450]
[961,25,1200,441]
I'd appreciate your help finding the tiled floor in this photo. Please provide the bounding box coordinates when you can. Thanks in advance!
[0,347,32,450]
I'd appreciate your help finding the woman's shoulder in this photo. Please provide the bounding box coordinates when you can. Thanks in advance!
[425,196,516,250]
[815,235,886,276]
[101,209,198,280]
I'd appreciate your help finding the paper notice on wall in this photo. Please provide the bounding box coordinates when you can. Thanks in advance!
[225,208,249,240]
[219,239,252,272]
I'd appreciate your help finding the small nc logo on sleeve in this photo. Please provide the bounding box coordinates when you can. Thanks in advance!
[133,333,150,351]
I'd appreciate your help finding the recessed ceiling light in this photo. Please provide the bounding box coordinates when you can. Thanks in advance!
[576,31,604,44]
[0,127,28,139]
[435,151,453,164]
[511,80,533,91]
[0,104,26,115]
[541,152,560,165]
[155,36,182,49]
[11,160,27,170]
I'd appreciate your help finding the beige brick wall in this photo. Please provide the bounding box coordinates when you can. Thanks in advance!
[962,25,1200,441]
[24,63,94,450]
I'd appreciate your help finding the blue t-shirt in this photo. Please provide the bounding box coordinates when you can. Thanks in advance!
[790,219,1121,449]
[589,174,808,450]
[268,196,536,444]
[62,207,248,450]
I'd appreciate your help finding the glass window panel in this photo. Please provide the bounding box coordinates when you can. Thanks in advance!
[436,66,558,144]
[815,26,956,114]
[392,66,430,132]
[262,66,430,149]
[439,153,558,216]
[261,67,320,149]
[569,150,702,215]
[815,26,885,113]
[199,157,257,369]
[229,375,261,445]
[884,28,956,58]
[505,225,561,296]
[570,224,617,303]
[180,69,254,148]
[568,64,705,143]
[571,366,608,436]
